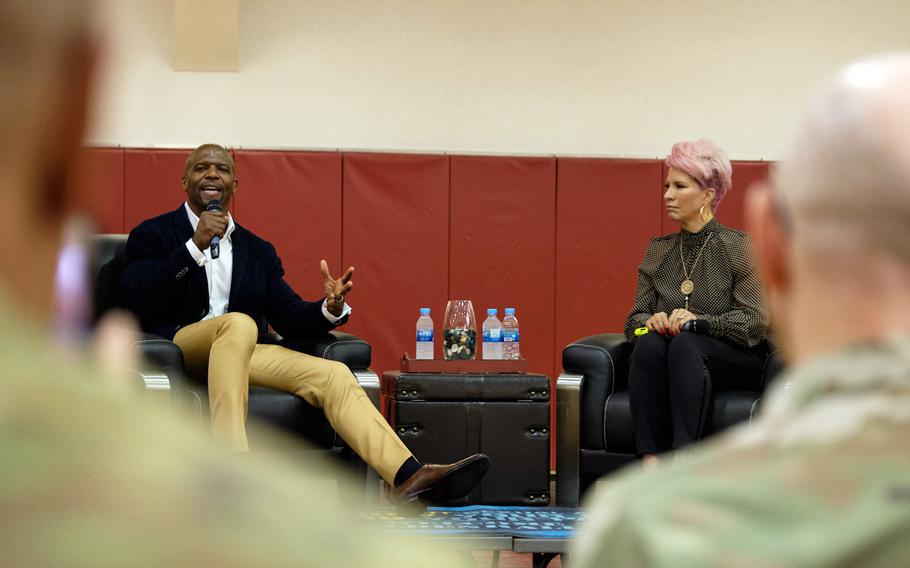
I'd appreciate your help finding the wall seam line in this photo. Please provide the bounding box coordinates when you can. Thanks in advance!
[551,157,560,472]
[120,148,127,233]
[340,152,345,290]
[447,155,452,300]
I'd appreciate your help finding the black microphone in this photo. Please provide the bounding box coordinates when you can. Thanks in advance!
[682,319,709,334]
[204,199,223,259]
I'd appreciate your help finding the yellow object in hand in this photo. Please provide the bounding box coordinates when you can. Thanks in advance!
[634,327,649,336]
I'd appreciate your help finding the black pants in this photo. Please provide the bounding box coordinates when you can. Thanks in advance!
[627,332,766,455]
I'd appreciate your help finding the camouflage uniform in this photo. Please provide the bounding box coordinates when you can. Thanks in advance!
[572,335,910,567]
[0,295,467,567]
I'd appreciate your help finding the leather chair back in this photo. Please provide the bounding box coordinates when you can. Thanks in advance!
[91,234,128,323]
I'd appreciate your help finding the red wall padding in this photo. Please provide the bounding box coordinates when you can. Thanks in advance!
[74,148,124,233]
[715,161,772,231]
[449,156,557,379]
[233,151,342,300]
[554,159,664,375]
[341,153,451,378]
[123,149,193,231]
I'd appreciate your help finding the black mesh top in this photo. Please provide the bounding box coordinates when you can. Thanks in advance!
[623,218,769,347]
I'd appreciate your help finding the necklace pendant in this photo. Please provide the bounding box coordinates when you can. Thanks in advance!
[680,279,694,295]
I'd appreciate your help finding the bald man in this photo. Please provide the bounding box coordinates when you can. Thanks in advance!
[0,1,466,565]
[572,53,910,566]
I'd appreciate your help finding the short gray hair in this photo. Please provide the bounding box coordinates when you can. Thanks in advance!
[776,53,910,263]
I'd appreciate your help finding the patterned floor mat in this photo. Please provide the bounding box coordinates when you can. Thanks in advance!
[351,506,584,539]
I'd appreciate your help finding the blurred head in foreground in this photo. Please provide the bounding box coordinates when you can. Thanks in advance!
[0,0,97,319]
[750,53,910,363]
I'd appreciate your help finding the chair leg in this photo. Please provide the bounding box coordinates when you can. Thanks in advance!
[556,372,583,506]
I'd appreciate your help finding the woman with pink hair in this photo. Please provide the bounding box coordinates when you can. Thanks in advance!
[624,139,769,468]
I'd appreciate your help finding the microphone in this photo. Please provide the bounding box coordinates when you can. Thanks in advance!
[204,199,223,259]
[682,319,709,334]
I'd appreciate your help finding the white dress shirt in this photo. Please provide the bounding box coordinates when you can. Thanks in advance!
[183,203,349,323]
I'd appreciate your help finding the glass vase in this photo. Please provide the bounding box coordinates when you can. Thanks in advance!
[443,300,477,360]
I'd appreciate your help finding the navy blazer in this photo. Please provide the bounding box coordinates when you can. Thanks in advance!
[121,206,344,341]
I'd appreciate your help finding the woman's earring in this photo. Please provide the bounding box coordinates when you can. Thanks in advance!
[699,204,708,221]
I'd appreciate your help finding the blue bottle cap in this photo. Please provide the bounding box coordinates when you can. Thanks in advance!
[505,307,516,316]
[420,307,430,315]
[487,308,497,316]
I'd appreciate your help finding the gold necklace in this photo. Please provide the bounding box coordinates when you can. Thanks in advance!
[678,232,712,310]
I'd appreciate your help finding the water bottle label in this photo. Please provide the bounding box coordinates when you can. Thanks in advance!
[482,329,501,342]
[416,330,434,342]
[502,329,519,342]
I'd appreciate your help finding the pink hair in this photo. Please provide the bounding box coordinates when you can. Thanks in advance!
[665,139,733,211]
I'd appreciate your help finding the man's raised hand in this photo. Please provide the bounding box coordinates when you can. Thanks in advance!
[321,259,354,317]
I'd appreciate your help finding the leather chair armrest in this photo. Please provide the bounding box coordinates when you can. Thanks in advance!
[278,331,371,371]
[563,333,632,444]
[132,337,188,392]
[556,370,582,506]
[562,333,629,378]
[557,332,629,506]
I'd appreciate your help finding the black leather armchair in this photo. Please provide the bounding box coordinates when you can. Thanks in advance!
[91,234,381,485]
[556,333,783,505]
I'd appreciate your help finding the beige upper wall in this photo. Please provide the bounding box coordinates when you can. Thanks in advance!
[89,0,910,159]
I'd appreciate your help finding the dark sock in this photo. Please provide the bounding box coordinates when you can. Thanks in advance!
[393,457,422,486]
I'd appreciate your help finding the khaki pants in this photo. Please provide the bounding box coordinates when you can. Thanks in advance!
[174,312,411,484]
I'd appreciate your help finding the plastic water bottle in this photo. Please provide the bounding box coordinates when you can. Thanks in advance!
[415,307,434,360]
[482,309,502,360]
[502,307,520,360]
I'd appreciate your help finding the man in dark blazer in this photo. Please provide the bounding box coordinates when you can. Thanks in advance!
[121,143,488,504]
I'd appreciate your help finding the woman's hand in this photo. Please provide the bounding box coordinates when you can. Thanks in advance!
[668,308,696,336]
[645,312,671,335]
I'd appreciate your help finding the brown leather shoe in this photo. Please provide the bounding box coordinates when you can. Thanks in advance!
[392,453,491,505]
